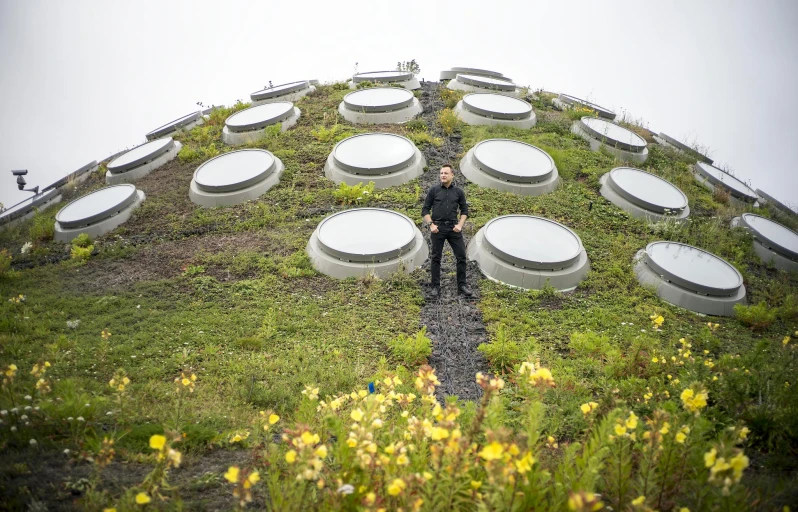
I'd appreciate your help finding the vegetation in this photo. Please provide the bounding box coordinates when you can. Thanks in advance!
[0,81,796,510]
[396,59,421,76]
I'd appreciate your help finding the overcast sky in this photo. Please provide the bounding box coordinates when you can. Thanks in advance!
[1,0,796,211]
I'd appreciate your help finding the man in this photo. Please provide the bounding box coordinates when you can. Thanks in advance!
[422,164,473,299]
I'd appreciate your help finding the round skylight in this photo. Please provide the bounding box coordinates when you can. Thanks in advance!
[756,188,796,216]
[606,167,688,214]
[694,162,758,202]
[146,112,201,140]
[473,140,554,183]
[580,117,647,151]
[451,67,504,77]
[559,94,616,119]
[342,88,415,112]
[657,132,712,163]
[643,242,743,296]
[332,133,416,175]
[456,74,516,91]
[740,214,798,261]
[462,93,532,119]
[225,102,294,132]
[56,184,138,228]
[484,216,582,270]
[108,138,174,173]
[353,71,412,83]
[251,81,309,101]
[317,208,417,262]
[194,150,277,193]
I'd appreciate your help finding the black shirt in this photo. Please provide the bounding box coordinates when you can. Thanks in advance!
[422,182,469,223]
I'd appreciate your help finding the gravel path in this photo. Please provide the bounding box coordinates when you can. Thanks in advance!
[416,81,489,402]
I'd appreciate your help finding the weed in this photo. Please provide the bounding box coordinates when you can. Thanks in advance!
[71,233,92,248]
[355,81,376,90]
[734,302,777,331]
[387,327,432,366]
[332,181,376,205]
[438,108,462,135]
[478,324,528,372]
[70,235,94,264]
[404,118,427,133]
[439,88,464,109]
[0,248,11,278]
[310,124,352,143]
[396,59,421,75]
[28,209,54,242]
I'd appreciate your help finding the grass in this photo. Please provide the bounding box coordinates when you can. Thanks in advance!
[0,82,797,509]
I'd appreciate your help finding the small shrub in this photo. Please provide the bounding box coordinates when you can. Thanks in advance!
[734,301,777,331]
[71,233,92,248]
[440,88,464,109]
[565,105,598,120]
[406,131,443,147]
[183,265,206,277]
[777,294,798,320]
[178,145,199,162]
[0,249,11,278]
[331,81,350,91]
[311,124,352,143]
[355,80,375,90]
[396,59,421,75]
[95,164,108,178]
[438,108,462,135]
[332,181,376,205]
[235,337,265,351]
[478,324,526,372]
[387,327,432,366]
[404,118,427,133]
[28,210,54,241]
[713,186,731,205]
[70,244,93,263]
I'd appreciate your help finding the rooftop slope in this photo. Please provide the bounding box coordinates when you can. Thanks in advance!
[0,82,796,510]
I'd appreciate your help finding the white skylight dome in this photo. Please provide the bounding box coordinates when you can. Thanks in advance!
[307,208,428,279]
[189,149,284,207]
[447,74,520,97]
[338,88,422,124]
[222,102,300,146]
[467,215,590,291]
[106,137,182,185]
[460,139,559,196]
[600,167,690,221]
[324,133,426,189]
[572,116,649,164]
[454,93,536,129]
[250,81,316,105]
[634,241,746,316]
[54,184,145,242]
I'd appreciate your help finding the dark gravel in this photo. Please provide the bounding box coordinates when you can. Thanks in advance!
[416,81,489,402]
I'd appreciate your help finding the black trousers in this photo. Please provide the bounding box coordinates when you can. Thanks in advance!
[430,224,467,288]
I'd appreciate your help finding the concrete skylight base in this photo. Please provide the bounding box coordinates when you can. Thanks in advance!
[221,108,300,146]
[252,85,316,106]
[189,158,284,208]
[572,122,649,164]
[453,101,535,128]
[54,190,145,243]
[338,98,422,124]
[106,141,182,185]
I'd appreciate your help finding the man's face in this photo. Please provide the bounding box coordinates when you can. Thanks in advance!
[439,167,453,185]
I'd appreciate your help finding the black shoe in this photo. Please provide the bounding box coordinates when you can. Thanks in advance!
[458,285,473,297]
[430,287,440,299]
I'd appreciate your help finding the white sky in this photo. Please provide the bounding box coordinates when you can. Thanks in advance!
[1,0,796,210]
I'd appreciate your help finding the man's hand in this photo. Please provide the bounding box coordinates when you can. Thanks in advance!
[453,224,463,233]
[430,223,439,233]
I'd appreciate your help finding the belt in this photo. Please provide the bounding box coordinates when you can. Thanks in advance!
[434,220,456,225]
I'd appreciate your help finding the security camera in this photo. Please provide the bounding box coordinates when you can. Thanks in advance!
[11,169,28,176]
[17,175,27,190]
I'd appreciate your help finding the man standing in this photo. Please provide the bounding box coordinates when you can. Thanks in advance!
[422,164,473,299]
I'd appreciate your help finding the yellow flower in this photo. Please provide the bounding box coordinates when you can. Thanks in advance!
[783,336,790,346]
[285,450,297,463]
[135,492,151,505]
[470,480,482,489]
[626,412,638,429]
[396,453,409,465]
[632,495,645,506]
[247,471,260,484]
[224,466,240,483]
[675,432,687,444]
[269,414,280,425]
[300,431,319,445]
[580,403,591,414]
[387,478,406,496]
[652,357,659,363]
[739,426,750,440]
[149,435,166,451]
[704,448,717,468]
[365,492,376,505]
[650,315,664,327]
[314,445,328,458]
[479,441,504,461]
[614,424,627,436]
[104,509,117,512]
[350,408,364,422]
[730,452,749,481]
[431,427,450,440]
[681,386,709,413]
[659,422,670,435]
[515,452,535,474]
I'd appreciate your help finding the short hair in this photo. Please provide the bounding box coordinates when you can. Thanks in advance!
[440,164,453,172]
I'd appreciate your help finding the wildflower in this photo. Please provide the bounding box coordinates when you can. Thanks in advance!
[675,431,687,444]
[568,491,604,511]
[626,412,639,429]
[350,408,364,422]
[224,466,240,483]
[546,435,559,449]
[268,414,280,425]
[650,314,664,329]
[29,438,37,446]
[135,492,151,505]
[783,336,790,346]
[20,242,32,254]
[704,448,717,468]
[229,431,250,444]
[631,495,645,506]
[66,319,80,329]
[302,385,319,401]
[515,451,535,474]
[150,435,166,450]
[518,361,556,387]
[470,480,482,489]
[101,329,111,340]
[387,478,406,496]
[103,508,117,512]
[174,372,197,393]
[739,426,750,440]
[680,385,709,414]
[651,357,659,363]
[479,441,504,461]
[614,424,627,436]
[2,363,17,385]
[285,450,297,463]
